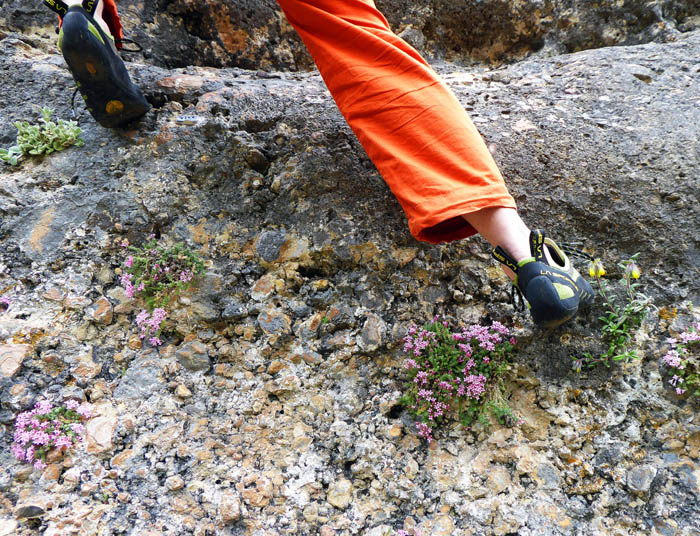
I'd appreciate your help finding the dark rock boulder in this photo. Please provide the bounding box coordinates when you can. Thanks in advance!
[2,0,699,68]
[380,0,700,62]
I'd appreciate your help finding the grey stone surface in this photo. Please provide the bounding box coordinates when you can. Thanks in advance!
[627,464,658,494]
[221,298,248,320]
[174,341,211,372]
[113,359,164,400]
[256,230,288,262]
[1,5,700,536]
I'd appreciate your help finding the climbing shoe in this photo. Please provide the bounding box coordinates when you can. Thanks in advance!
[492,230,594,328]
[45,0,149,128]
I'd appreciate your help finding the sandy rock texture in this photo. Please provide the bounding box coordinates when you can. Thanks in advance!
[1,2,700,536]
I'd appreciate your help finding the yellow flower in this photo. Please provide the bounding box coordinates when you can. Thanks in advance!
[626,261,640,279]
[589,259,606,278]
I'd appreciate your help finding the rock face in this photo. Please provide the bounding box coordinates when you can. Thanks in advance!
[380,0,700,62]
[2,0,699,68]
[1,3,700,536]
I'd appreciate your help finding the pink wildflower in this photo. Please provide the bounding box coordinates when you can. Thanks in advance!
[76,403,93,419]
[414,371,429,386]
[124,255,133,268]
[479,339,496,351]
[121,272,135,298]
[463,374,487,399]
[669,375,682,386]
[135,310,150,326]
[149,308,167,330]
[415,422,433,443]
[491,321,510,335]
[11,443,25,461]
[35,400,53,413]
[680,330,700,344]
[33,460,47,471]
[438,381,453,392]
[427,400,449,420]
[417,389,434,401]
[54,435,73,449]
[70,423,85,435]
[458,343,472,358]
[31,431,51,446]
[663,350,682,368]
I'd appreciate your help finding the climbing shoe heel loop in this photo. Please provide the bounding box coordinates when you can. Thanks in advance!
[82,0,99,16]
[492,246,520,275]
[530,229,546,262]
[44,0,69,16]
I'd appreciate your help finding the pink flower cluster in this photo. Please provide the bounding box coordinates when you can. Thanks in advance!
[397,530,422,536]
[662,349,682,368]
[135,308,167,346]
[11,400,92,470]
[457,374,487,399]
[662,322,700,396]
[179,269,194,283]
[120,272,145,299]
[396,528,421,536]
[403,325,436,356]
[453,322,510,352]
[402,319,516,442]
[415,421,433,443]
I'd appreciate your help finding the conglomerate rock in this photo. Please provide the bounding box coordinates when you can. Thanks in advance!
[0,5,700,536]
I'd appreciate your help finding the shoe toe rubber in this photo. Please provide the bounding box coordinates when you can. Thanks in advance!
[525,275,579,328]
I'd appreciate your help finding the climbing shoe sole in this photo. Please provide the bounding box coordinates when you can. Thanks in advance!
[60,6,149,128]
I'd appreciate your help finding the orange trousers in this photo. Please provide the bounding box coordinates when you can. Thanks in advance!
[276,0,516,244]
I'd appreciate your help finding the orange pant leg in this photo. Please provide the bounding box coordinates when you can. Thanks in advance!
[276,0,517,243]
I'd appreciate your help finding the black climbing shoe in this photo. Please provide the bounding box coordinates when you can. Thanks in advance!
[492,230,594,328]
[46,0,149,128]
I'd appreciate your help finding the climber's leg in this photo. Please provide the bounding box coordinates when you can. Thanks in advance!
[275,0,517,246]
[277,0,593,328]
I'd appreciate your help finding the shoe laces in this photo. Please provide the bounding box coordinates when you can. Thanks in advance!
[115,37,143,53]
[559,241,595,262]
[510,284,526,311]
[70,88,80,120]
